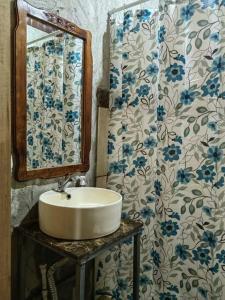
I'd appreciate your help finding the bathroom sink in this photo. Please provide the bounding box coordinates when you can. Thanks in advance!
[39,187,122,240]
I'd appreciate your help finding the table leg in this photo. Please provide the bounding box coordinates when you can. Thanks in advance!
[133,233,141,300]
[75,262,86,300]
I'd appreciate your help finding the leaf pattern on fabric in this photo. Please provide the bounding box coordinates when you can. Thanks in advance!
[96,1,225,299]
[27,34,83,170]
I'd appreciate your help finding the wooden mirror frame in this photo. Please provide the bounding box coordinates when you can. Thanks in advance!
[13,0,92,181]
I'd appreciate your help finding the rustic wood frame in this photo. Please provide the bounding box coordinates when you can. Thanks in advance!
[13,0,92,181]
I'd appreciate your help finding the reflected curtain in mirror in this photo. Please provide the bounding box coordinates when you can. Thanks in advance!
[26,34,83,170]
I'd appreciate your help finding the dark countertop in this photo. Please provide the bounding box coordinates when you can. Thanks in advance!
[16,220,143,264]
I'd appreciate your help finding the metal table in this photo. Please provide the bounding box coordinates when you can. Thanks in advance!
[16,220,143,300]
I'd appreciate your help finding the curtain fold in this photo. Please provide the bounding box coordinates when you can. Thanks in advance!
[26,34,83,170]
[97,1,225,299]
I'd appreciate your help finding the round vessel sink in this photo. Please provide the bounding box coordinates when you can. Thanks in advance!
[39,187,122,240]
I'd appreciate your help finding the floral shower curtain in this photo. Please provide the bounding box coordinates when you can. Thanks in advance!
[27,34,83,170]
[97,1,225,300]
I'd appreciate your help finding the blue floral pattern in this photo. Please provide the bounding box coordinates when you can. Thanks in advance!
[96,1,225,299]
[26,34,83,169]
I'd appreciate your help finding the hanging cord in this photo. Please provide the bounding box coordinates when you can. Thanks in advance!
[39,264,48,300]
[47,257,70,300]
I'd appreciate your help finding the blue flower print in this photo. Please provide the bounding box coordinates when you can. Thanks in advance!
[140,207,155,219]
[180,89,196,105]
[147,196,155,203]
[158,25,166,43]
[201,0,219,9]
[139,274,151,286]
[202,206,212,216]
[154,180,162,196]
[34,61,41,71]
[196,164,216,182]
[33,112,39,121]
[210,32,220,43]
[122,144,133,156]
[28,87,35,99]
[45,41,55,54]
[28,136,33,146]
[144,137,157,149]
[136,9,151,21]
[181,4,195,21]
[151,250,161,267]
[165,63,185,82]
[163,144,181,162]
[174,136,183,144]
[108,141,115,154]
[175,54,186,64]
[109,159,127,174]
[161,220,179,237]
[133,156,147,168]
[55,44,63,56]
[152,51,158,59]
[159,293,177,300]
[114,97,124,109]
[202,231,217,248]
[216,249,225,263]
[201,77,220,97]
[65,111,79,122]
[198,288,208,299]
[214,176,225,189]
[209,263,219,274]
[123,11,132,31]
[126,168,135,177]
[54,100,63,111]
[123,72,136,86]
[208,121,217,131]
[32,159,39,169]
[129,97,139,107]
[192,247,211,265]
[131,23,140,33]
[136,84,151,97]
[110,74,119,89]
[121,212,129,220]
[157,105,166,121]
[122,88,131,103]
[116,27,123,42]
[175,244,189,260]
[43,85,53,95]
[207,146,223,162]
[44,97,54,108]
[67,51,81,64]
[146,63,159,76]
[122,52,129,60]
[211,56,225,73]
[44,148,54,160]
[176,169,191,184]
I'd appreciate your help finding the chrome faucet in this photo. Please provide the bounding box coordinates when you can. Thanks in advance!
[54,175,87,193]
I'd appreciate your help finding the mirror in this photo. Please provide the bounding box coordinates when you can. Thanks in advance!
[14,0,92,180]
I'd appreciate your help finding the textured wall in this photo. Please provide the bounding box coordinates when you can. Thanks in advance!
[11,0,138,226]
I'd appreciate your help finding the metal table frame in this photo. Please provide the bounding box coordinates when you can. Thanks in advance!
[14,220,143,300]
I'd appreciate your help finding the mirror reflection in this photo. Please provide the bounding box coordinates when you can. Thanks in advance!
[26,19,84,171]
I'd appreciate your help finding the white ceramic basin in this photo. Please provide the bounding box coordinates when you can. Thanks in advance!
[39,187,122,240]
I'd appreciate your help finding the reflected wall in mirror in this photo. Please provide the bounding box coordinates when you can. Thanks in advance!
[14,0,92,180]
